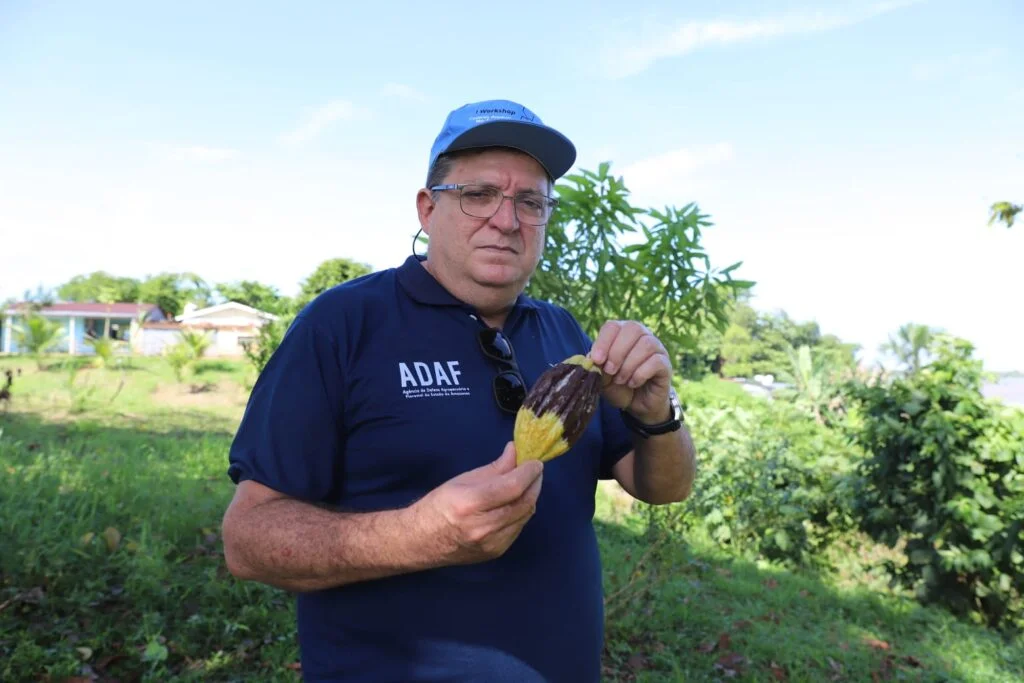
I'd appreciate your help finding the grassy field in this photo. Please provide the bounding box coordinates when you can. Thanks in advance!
[1,355,1022,682]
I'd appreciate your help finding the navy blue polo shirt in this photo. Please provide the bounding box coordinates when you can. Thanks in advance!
[228,254,634,682]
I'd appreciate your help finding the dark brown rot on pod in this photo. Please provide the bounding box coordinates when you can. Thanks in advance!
[513,355,603,464]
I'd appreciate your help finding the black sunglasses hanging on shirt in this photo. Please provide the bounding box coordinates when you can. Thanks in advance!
[477,327,527,414]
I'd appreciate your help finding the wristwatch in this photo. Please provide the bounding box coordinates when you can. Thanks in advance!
[620,388,684,438]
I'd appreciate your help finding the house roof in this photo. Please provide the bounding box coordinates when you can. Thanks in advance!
[3,302,161,318]
[141,321,262,332]
[175,301,278,322]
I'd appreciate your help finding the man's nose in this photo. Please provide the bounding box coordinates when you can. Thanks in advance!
[489,195,520,232]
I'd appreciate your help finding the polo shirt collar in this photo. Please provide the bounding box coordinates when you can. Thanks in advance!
[396,255,540,311]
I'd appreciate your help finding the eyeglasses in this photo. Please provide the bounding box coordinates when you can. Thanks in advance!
[430,183,559,226]
[477,327,526,414]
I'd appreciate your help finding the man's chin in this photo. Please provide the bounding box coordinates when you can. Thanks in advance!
[470,262,527,290]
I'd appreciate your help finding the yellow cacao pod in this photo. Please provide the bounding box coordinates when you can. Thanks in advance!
[513,354,603,465]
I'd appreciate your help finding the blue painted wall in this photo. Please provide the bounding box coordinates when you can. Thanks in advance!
[74,317,91,355]
[1,315,71,353]
[1,315,137,355]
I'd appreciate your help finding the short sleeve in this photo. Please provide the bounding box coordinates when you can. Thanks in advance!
[227,314,346,502]
[597,399,634,479]
[554,306,635,480]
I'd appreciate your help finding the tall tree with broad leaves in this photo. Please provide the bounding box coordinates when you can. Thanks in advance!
[526,162,754,364]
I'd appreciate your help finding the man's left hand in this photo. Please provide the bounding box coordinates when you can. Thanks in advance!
[588,321,673,423]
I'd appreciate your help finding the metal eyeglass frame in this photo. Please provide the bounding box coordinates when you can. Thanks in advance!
[429,183,559,226]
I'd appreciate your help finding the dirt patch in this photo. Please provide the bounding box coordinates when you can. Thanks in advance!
[150,381,250,409]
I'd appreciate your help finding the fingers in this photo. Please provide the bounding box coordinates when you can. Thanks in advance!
[600,381,635,411]
[472,449,543,512]
[625,353,671,391]
[603,323,645,381]
[590,321,668,388]
[461,441,520,483]
[488,441,518,475]
[588,320,624,367]
[480,469,544,539]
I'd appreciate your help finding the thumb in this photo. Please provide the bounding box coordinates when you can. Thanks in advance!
[489,441,517,474]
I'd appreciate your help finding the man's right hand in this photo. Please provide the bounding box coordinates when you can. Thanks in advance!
[413,441,544,566]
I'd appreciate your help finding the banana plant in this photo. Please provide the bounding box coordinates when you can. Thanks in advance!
[778,344,835,424]
[177,329,212,359]
[13,313,65,369]
[879,323,939,376]
[84,334,115,368]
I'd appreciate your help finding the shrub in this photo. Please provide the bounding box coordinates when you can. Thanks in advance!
[242,314,294,374]
[645,386,860,568]
[844,335,1024,631]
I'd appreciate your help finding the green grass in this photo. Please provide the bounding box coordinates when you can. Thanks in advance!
[595,505,1024,682]
[2,355,1023,681]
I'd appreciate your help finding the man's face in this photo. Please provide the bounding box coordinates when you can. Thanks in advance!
[417,148,551,294]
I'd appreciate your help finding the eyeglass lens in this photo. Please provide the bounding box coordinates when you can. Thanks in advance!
[478,328,526,413]
[460,185,552,225]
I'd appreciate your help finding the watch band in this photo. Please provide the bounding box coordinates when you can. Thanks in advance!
[620,389,683,438]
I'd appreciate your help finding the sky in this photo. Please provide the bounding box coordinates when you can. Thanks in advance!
[1,0,1022,371]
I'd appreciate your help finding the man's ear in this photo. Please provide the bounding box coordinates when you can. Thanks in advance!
[415,188,435,236]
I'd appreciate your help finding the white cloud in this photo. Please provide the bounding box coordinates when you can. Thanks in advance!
[279,99,366,147]
[604,0,926,78]
[380,83,429,102]
[619,142,734,200]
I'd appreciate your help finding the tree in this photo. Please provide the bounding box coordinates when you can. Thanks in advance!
[138,272,213,317]
[879,322,940,375]
[846,335,1024,630]
[214,280,289,315]
[57,272,141,303]
[526,162,753,363]
[989,201,1021,229]
[242,258,373,374]
[714,301,858,380]
[293,258,374,313]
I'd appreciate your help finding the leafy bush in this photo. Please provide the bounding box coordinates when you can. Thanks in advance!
[844,335,1024,631]
[243,314,294,374]
[163,330,212,386]
[645,390,860,568]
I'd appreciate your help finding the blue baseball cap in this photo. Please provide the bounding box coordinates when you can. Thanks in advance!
[428,99,577,181]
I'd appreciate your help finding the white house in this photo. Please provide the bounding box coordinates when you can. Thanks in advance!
[134,301,279,358]
[1,302,165,355]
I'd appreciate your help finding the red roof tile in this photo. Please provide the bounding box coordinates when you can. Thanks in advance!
[6,302,160,316]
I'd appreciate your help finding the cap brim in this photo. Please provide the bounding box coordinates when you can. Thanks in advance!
[442,120,577,180]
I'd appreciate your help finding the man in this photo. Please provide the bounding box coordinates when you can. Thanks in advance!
[221,99,697,682]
